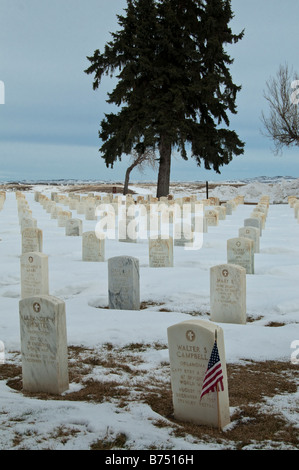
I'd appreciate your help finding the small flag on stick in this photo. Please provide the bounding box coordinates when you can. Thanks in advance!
[200,339,224,400]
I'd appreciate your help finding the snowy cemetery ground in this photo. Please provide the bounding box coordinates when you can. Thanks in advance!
[0,180,298,451]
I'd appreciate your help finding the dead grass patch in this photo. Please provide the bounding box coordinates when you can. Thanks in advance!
[140,301,165,310]
[266,321,286,327]
[91,432,128,450]
[1,345,298,449]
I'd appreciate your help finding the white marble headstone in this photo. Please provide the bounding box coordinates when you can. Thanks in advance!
[167,319,230,429]
[205,209,219,226]
[149,237,173,267]
[22,227,43,254]
[108,256,140,310]
[57,211,72,227]
[66,218,83,236]
[20,252,49,299]
[239,226,260,253]
[244,217,262,236]
[210,264,246,324]
[82,231,105,262]
[19,295,69,395]
[227,237,254,274]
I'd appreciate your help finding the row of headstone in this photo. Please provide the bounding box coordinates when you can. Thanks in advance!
[17,191,246,429]
[35,192,107,262]
[210,195,270,326]
[19,268,230,429]
[16,193,44,255]
[37,193,73,227]
[166,195,265,428]
[35,190,192,262]
[18,257,232,429]
[226,196,270,275]
[19,257,143,395]
[167,195,274,429]
[35,189,246,246]
[18,193,69,393]
[18,271,230,428]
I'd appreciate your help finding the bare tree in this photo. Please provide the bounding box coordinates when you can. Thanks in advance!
[261,64,299,154]
[123,148,157,195]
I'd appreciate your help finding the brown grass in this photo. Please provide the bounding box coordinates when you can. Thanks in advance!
[0,344,298,450]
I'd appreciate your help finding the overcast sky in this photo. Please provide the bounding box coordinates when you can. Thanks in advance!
[0,0,299,182]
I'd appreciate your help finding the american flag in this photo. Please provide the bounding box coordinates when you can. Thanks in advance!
[200,340,224,400]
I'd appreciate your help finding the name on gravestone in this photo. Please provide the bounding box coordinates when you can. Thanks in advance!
[167,319,230,429]
[19,295,69,395]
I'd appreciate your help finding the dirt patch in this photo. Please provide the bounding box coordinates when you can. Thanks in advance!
[0,183,34,191]
[1,344,298,449]
[66,184,135,195]
[266,321,286,327]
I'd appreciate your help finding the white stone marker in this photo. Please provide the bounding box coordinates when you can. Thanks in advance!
[210,264,246,324]
[22,227,43,254]
[239,226,260,253]
[149,237,173,267]
[65,218,83,236]
[85,205,96,220]
[223,202,233,215]
[82,231,105,262]
[205,209,219,226]
[244,217,262,236]
[108,256,140,310]
[167,319,230,429]
[20,252,49,299]
[19,295,69,394]
[20,216,37,233]
[250,211,265,229]
[57,210,72,227]
[214,205,226,220]
[227,237,254,274]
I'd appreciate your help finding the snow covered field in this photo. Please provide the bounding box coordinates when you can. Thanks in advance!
[0,179,298,451]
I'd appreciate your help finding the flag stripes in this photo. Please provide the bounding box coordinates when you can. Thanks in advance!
[200,340,224,400]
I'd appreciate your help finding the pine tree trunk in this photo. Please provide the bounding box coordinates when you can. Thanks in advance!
[123,157,142,195]
[123,167,131,195]
[156,136,172,198]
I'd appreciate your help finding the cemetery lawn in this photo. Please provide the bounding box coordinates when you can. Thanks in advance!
[0,347,298,450]
[0,180,298,450]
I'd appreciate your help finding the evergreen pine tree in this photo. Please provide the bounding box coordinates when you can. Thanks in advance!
[85,0,244,197]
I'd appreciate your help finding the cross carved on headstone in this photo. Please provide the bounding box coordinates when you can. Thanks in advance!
[186,330,195,342]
